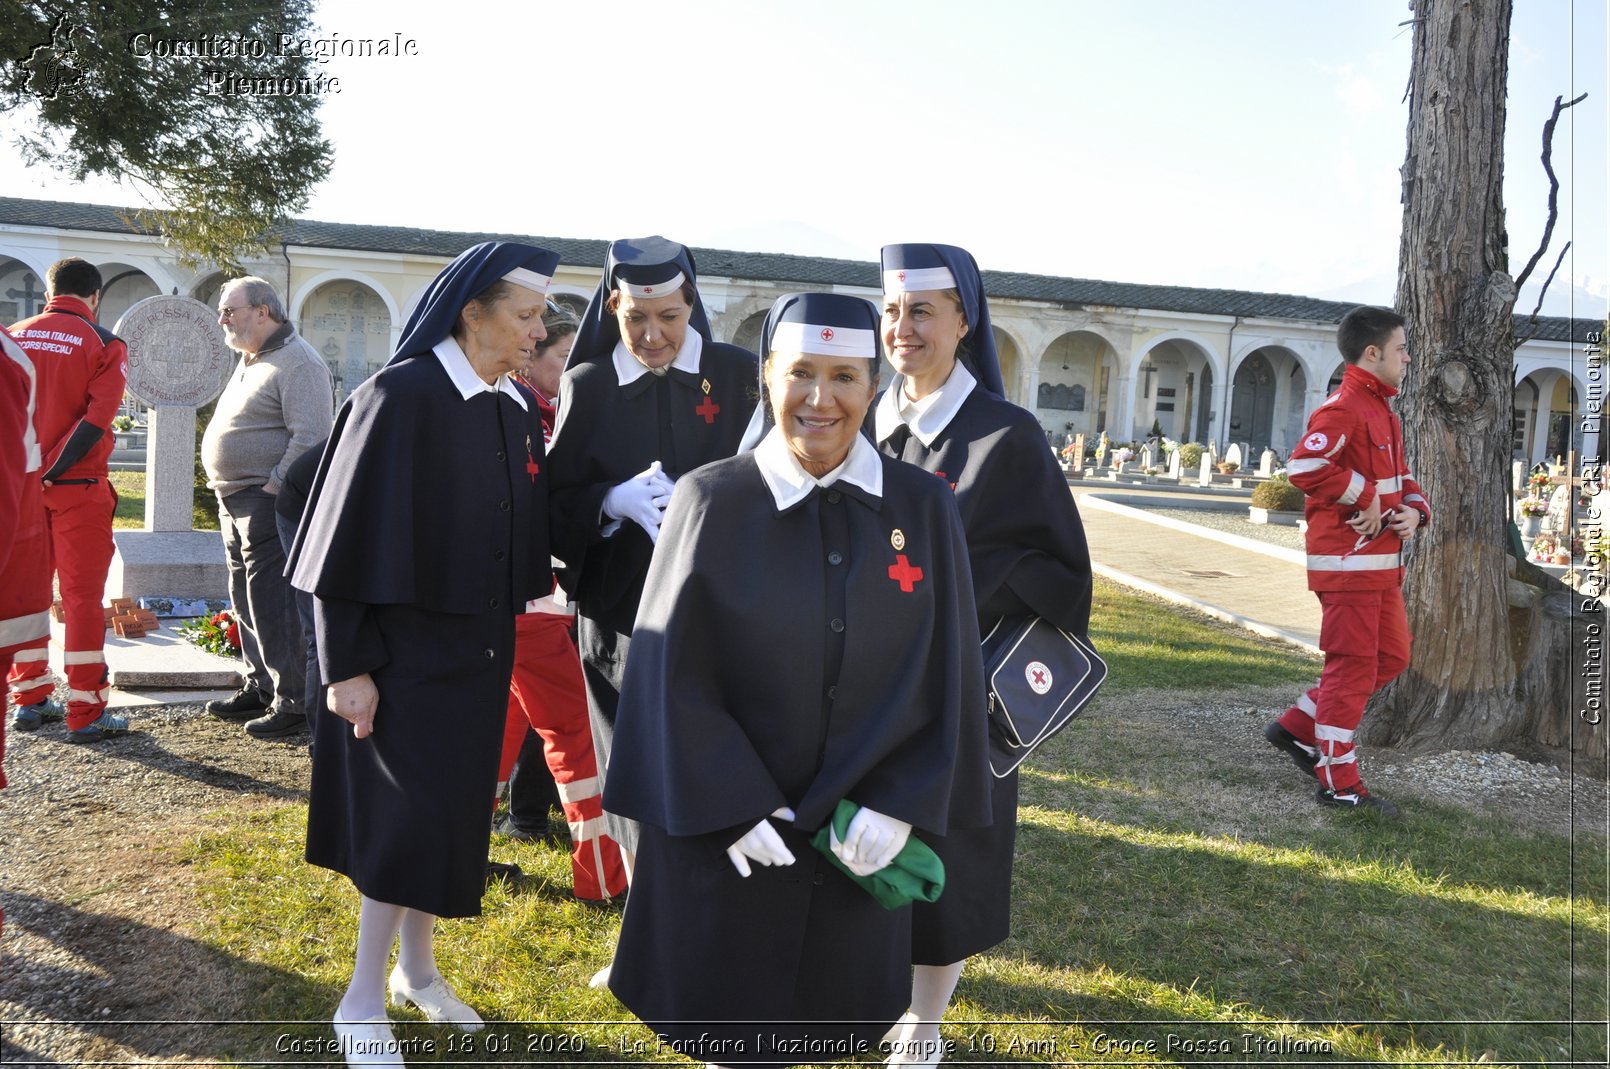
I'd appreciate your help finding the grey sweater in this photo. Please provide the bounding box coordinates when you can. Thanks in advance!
[202,323,334,497]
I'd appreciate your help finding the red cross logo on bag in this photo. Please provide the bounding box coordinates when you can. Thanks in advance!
[1026,660,1052,694]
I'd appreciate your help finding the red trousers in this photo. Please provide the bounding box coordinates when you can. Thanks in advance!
[498,612,626,901]
[1278,587,1411,792]
[7,482,116,730]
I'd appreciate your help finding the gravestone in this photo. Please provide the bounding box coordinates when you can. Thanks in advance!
[1198,449,1215,487]
[107,296,233,599]
[1139,444,1154,472]
[1259,448,1278,477]
[1167,448,1183,480]
[1224,442,1243,471]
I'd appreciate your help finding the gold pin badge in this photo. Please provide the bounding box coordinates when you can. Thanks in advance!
[890,528,906,551]
[701,378,712,394]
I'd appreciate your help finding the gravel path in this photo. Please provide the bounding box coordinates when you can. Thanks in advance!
[1139,505,1308,550]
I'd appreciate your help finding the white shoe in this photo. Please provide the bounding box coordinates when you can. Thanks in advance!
[588,963,613,990]
[387,969,485,1032]
[332,1008,404,1067]
[881,1010,917,1046]
[886,1026,945,1068]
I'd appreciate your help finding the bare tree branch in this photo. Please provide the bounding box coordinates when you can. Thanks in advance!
[1514,92,1588,291]
[1518,241,1572,345]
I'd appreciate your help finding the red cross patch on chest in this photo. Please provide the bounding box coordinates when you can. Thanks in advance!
[695,394,720,424]
[887,553,924,593]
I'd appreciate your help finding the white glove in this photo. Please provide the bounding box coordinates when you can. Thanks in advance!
[831,806,911,877]
[602,461,675,542]
[726,807,797,877]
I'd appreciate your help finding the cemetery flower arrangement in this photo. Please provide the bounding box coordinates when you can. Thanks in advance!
[1528,534,1559,563]
[1526,470,1553,496]
[1518,495,1550,517]
[1060,441,1080,462]
[177,610,242,656]
[1114,447,1135,463]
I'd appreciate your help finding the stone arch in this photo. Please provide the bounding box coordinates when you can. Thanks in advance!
[1515,368,1591,464]
[298,277,395,401]
[0,256,50,321]
[1135,335,1218,444]
[991,325,1024,407]
[1225,344,1306,455]
[732,309,768,356]
[95,262,163,328]
[1036,329,1116,441]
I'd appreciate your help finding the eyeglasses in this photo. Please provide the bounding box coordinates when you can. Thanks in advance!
[218,304,260,320]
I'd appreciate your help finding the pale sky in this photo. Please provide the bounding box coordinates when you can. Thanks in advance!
[4,0,1606,318]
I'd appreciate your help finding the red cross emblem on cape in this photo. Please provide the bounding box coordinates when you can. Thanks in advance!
[887,553,924,593]
[695,394,720,424]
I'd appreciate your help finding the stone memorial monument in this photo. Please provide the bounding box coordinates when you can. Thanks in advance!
[1258,448,1278,477]
[1167,447,1183,480]
[1224,442,1243,471]
[107,296,234,599]
[1198,448,1215,487]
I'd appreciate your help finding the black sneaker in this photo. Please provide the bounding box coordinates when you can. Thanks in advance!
[1264,721,1319,779]
[1316,786,1400,817]
[245,709,307,738]
[206,686,269,721]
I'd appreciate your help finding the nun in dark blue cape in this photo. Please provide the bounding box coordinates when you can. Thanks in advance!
[872,242,1094,1060]
[544,235,757,857]
[289,241,559,1043]
[602,292,991,1068]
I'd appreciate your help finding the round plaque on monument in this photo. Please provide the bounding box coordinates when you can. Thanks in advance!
[115,295,235,408]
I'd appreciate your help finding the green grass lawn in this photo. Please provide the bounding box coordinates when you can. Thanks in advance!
[179,580,1607,1066]
[109,470,219,530]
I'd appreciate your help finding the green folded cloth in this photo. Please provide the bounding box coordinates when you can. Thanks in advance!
[809,799,945,910]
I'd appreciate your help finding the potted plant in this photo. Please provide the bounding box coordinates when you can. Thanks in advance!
[1249,474,1305,525]
[1216,460,1239,475]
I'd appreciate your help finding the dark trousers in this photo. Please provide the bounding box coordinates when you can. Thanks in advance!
[275,512,320,731]
[507,729,561,831]
[219,487,304,716]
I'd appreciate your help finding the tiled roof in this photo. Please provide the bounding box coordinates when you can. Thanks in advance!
[1,195,1595,343]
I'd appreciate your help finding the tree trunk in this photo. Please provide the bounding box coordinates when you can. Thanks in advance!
[1363,0,1529,752]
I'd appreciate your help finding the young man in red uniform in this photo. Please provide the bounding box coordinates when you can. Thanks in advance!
[1265,306,1429,815]
[6,259,130,742]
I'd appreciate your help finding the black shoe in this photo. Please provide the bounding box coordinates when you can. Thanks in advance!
[1316,786,1400,817]
[245,709,307,738]
[207,686,269,721]
[1265,721,1319,779]
[493,815,560,845]
[484,860,526,889]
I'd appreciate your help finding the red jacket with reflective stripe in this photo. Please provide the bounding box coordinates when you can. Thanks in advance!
[1287,364,1430,591]
[9,294,128,481]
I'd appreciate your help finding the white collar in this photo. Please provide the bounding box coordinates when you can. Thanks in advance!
[754,426,883,511]
[432,337,529,410]
[873,360,976,447]
[612,329,704,386]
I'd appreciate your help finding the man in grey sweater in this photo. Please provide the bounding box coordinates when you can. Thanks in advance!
[202,277,333,739]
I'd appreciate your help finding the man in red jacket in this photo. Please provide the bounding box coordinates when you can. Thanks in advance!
[6,259,130,743]
[1265,306,1430,815]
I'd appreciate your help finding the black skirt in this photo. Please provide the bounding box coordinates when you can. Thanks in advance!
[610,821,910,1068]
[305,604,514,918]
[911,766,1019,964]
